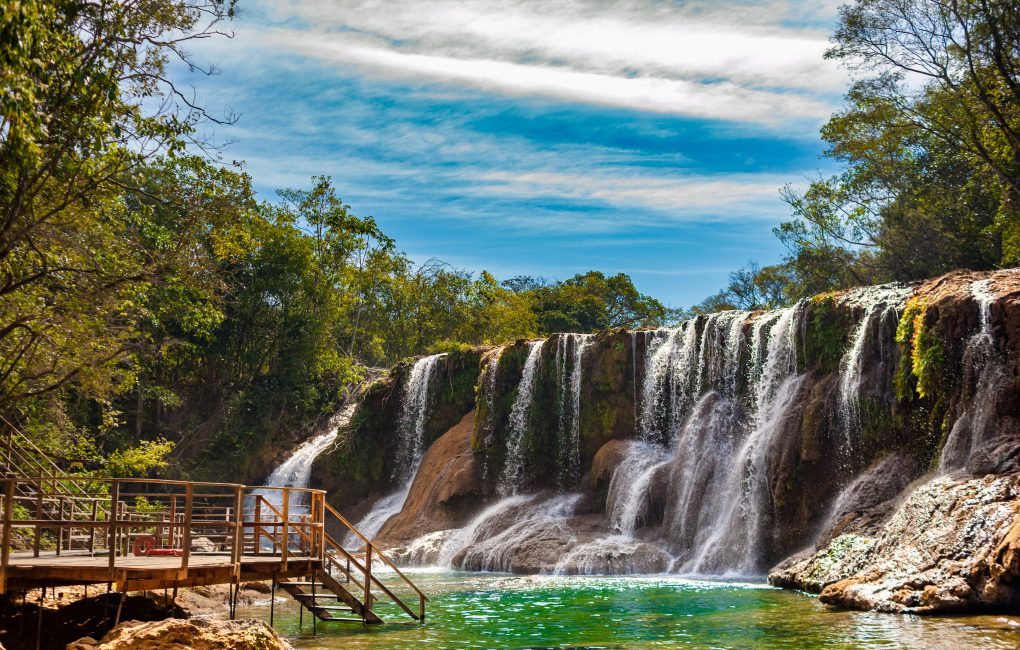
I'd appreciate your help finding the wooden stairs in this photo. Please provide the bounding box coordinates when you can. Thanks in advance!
[0,415,428,628]
[279,571,383,625]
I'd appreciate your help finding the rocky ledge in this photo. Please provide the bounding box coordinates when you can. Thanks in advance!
[69,618,291,650]
[769,471,1020,613]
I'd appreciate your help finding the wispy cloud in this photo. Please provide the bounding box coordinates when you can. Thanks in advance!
[234,0,844,127]
[472,170,791,218]
[175,0,842,304]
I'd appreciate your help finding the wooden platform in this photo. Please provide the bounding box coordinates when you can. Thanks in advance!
[4,552,323,592]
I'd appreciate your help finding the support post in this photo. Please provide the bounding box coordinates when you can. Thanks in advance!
[270,575,276,627]
[180,483,193,574]
[108,481,120,579]
[1,479,14,594]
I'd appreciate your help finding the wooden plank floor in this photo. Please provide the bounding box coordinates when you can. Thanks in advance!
[3,552,324,591]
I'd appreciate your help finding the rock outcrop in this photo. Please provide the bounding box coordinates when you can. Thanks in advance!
[68,618,291,650]
[769,472,1020,614]
[376,411,483,545]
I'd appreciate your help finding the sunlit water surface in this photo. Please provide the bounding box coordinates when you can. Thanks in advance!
[233,570,1020,649]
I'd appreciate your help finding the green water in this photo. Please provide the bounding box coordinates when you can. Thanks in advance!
[235,571,1020,649]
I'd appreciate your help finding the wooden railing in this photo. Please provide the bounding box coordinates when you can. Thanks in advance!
[0,475,427,623]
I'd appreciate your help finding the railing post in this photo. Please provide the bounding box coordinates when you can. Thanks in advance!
[33,480,42,558]
[316,493,324,561]
[56,496,65,556]
[280,488,289,572]
[364,542,372,613]
[1,479,13,594]
[231,486,243,567]
[89,498,97,555]
[108,480,119,579]
[180,483,193,574]
[253,496,262,557]
[168,496,176,549]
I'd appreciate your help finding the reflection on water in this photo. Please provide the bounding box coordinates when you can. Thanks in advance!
[232,571,1020,649]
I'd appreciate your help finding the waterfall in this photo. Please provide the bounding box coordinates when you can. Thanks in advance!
[939,279,1006,471]
[348,353,445,543]
[605,441,670,534]
[359,275,1020,577]
[676,305,805,574]
[500,340,546,496]
[836,285,911,457]
[392,353,446,484]
[254,402,358,515]
[557,334,593,488]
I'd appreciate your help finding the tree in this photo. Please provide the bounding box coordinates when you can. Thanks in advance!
[775,0,1020,290]
[0,0,237,409]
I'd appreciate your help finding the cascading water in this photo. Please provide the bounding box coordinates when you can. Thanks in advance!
[605,441,670,534]
[500,340,546,496]
[939,279,1006,471]
[453,493,580,572]
[254,402,357,514]
[392,353,446,483]
[836,285,911,458]
[366,276,1017,577]
[348,353,445,543]
[557,334,593,487]
[676,306,804,574]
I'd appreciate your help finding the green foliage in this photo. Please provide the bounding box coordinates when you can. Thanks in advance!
[105,438,175,478]
[773,0,1019,290]
[504,271,675,332]
[894,297,946,402]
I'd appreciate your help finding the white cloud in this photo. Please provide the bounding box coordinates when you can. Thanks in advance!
[472,170,791,218]
[234,0,845,126]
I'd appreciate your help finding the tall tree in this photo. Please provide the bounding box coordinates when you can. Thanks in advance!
[776,0,1020,288]
[0,0,237,408]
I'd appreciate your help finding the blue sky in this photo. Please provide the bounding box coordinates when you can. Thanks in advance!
[183,0,848,307]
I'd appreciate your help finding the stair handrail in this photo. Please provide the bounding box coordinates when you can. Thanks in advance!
[320,530,421,621]
[322,501,428,603]
[0,414,100,501]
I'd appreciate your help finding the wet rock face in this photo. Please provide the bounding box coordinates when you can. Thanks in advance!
[375,411,484,545]
[473,331,637,496]
[768,473,1020,614]
[312,349,482,511]
[69,618,292,650]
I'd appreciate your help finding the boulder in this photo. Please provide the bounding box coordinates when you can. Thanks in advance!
[68,618,291,650]
[376,411,483,545]
[769,472,1020,613]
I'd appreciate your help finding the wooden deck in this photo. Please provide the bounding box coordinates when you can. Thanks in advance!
[0,472,428,626]
[4,552,323,592]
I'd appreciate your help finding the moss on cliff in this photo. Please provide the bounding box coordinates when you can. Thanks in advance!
[799,295,853,374]
[894,296,948,402]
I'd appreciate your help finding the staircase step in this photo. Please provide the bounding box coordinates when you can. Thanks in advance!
[310,605,357,612]
[290,593,343,601]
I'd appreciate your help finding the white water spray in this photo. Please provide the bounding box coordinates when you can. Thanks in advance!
[500,340,546,495]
